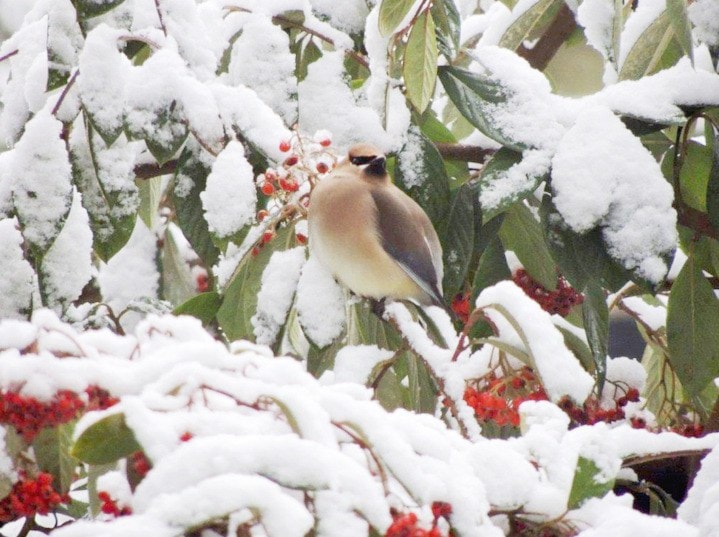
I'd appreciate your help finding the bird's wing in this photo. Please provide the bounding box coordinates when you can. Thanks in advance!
[370,188,445,306]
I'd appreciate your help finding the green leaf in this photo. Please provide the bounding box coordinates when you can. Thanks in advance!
[72,413,142,465]
[297,39,323,82]
[418,114,469,185]
[404,352,437,413]
[680,141,712,212]
[161,228,196,307]
[499,203,557,290]
[666,255,719,397]
[73,0,126,18]
[216,225,296,342]
[431,0,461,60]
[174,292,221,325]
[619,10,675,80]
[32,424,77,495]
[438,66,526,151]
[440,184,475,302]
[472,235,511,302]
[171,147,221,268]
[379,0,417,36]
[307,336,344,377]
[498,0,564,51]
[137,176,163,230]
[666,0,694,64]
[403,10,438,113]
[394,129,451,228]
[705,128,719,230]
[568,457,615,509]
[557,324,595,373]
[582,281,608,392]
[479,148,546,221]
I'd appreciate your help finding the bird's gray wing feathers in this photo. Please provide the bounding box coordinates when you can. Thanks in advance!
[370,189,444,306]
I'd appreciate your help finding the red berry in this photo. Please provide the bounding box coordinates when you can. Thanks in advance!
[296,233,308,245]
[180,432,193,442]
[284,155,298,167]
[131,451,151,477]
[431,501,452,520]
[261,182,275,196]
[319,138,331,147]
[279,140,291,152]
[262,231,275,244]
[257,209,269,222]
[195,272,209,293]
[279,177,299,192]
[251,246,261,257]
[316,162,329,174]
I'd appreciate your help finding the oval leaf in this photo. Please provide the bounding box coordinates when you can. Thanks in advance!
[72,413,142,465]
[666,255,719,398]
[568,457,615,509]
[440,184,475,301]
[403,10,438,113]
[379,0,417,36]
[498,0,564,51]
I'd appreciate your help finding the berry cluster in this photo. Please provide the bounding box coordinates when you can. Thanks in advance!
[451,292,470,324]
[85,385,119,411]
[251,133,335,258]
[513,269,583,317]
[0,390,85,442]
[97,491,132,517]
[559,387,640,426]
[0,472,65,522]
[385,502,451,537]
[131,451,151,477]
[464,368,547,428]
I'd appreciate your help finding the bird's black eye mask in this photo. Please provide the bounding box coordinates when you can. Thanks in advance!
[350,156,375,165]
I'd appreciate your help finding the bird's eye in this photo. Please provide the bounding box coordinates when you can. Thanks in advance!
[350,156,375,165]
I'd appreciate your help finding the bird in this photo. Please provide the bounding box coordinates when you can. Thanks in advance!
[307,143,445,310]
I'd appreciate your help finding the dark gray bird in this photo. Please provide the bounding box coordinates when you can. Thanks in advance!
[308,143,445,307]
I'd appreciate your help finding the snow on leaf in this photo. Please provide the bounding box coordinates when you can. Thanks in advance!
[251,246,306,346]
[10,110,73,254]
[40,190,93,309]
[551,105,676,283]
[0,218,37,319]
[296,255,346,348]
[475,281,595,403]
[78,24,129,145]
[228,15,298,125]
[200,141,257,239]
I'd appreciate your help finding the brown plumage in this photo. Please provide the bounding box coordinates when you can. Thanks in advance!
[308,143,445,306]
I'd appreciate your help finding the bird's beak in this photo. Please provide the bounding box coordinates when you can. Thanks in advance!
[366,156,386,176]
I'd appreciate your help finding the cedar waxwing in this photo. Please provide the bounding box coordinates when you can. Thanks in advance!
[308,143,445,307]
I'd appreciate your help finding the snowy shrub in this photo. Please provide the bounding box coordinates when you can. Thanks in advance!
[1,0,719,535]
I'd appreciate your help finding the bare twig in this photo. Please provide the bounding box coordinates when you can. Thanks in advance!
[517,3,576,71]
[623,449,711,468]
[435,143,495,163]
[154,0,167,35]
[135,160,178,179]
[0,49,19,63]
[51,69,79,117]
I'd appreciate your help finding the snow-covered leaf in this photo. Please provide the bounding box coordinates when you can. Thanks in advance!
[395,128,450,228]
[403,10,437,113]
[172,146,221,268]
[581,281,608,390]
[74,0,126,18]
[568,457,615,509]
[439,65,524,150]
[666,0,694,64]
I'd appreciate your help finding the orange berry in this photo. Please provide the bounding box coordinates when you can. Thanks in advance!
[279,140,291,152]
[261,182,275,196]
